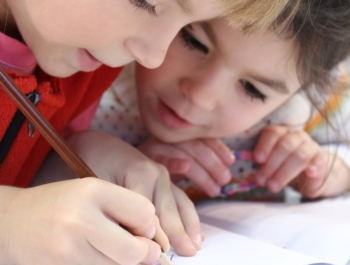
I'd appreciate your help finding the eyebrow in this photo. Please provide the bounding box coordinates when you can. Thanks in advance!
[199,22,217,45]
[249,74,290,94]
[176,0,193,15]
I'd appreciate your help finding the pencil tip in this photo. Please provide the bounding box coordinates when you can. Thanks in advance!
[156,252,172,265]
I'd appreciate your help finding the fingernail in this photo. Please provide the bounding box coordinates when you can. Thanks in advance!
[184,237,197,251]
[307,165,318,176]
[209,185,220,197]
[220,170,231,185]
[255,151,265,162]
[145,224,156,239]
[256,174,266,186]
[193,233,202,250]
[268,180,279,193]
[224,152,235,165]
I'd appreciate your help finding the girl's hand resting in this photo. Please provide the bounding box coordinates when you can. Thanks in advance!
[139,137,234,198]
[254,125,350,198]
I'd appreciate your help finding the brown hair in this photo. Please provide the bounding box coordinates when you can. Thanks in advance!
[274,0,350,95]
[274,0,350,196]
[222,0,300,32]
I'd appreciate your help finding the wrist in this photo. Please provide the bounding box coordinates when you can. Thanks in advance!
[0,186,22,264]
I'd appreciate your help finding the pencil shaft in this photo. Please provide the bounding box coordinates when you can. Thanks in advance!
[0,68,97,178]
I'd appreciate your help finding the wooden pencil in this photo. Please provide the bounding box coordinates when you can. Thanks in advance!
[0,67,96,178]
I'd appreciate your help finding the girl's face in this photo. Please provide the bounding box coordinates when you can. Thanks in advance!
[7,0,225,77]
[136,19,301,143]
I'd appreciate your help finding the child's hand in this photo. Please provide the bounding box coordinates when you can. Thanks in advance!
[0,178,165,265]
[253,125,350,198]
[139,137,234,198]
[69,131,203,256]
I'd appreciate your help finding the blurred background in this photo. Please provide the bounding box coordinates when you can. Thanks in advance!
[345,58,350,72]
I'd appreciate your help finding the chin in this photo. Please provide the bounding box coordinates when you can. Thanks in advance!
[39,63,78,78]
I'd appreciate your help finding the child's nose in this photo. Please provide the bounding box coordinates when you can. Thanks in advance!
[125,19,182,69]
[125,37,168,69]
[179,78,219,111]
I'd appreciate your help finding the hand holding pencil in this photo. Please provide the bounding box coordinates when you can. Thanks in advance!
[0,68,174,264]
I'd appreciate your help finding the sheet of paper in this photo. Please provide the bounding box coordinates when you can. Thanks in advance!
[196,196,350,265]
[166,223,324,265]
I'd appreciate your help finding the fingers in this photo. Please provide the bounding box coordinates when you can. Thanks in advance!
[139,137,190,174]
[152,156,190,174]
[290,152,329,198]
[254,126,288,164]
[304,152,328,178]
[153,171,199,256]
[171,185,203,250]
[183,160,222,197]
[6,179,164,265]
[254,126,325,193]
[84,178,170,261]
[92,178,156,237]
[139,136,232,197]
[123,161,199,256]
[202,138,235,166]
[119,163,170,252]
[175,139,232,187]
[152,216,171,253]
[86,210,162,265]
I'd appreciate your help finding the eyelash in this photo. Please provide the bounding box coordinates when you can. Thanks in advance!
[180,27,209,54]
[130,0,157,16]
[241,80,267,102]
[179,28,266,102]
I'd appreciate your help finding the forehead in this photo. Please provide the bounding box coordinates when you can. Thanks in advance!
[184,0,226,19]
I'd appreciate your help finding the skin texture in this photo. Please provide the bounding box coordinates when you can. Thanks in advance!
[136,19,350,198]
[136,19,300,143]
[0,0,233,263]
[4,0,225,77]
[30,130,203,259]
[0,178,165,265]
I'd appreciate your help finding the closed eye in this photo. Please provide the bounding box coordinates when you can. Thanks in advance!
[180,27,209,54]
[130,0,157,16]
[241,80,267,102]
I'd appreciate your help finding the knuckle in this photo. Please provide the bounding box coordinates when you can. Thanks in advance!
[164,200,178,213]
[175,186,195,206]
[293,149,310,164]
[156,163,170,178]
[55,239,79,263]
[131,160,160,181]
[76,177,101,197]
[138,202,156,220]
[277,138,294,152]
[184,195,196,209]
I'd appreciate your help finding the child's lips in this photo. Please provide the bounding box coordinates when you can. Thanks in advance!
[158,101,192,129]
[78,49,103,72]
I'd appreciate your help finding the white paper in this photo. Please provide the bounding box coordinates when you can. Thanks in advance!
[196,196,350,265]
[166,223,324,265]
